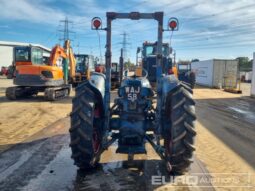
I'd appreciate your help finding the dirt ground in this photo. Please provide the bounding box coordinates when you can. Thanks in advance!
[0,78,73,152]
[194,85,255,190]
[0,78,254,191]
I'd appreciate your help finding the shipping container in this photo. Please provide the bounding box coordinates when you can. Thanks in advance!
[191,59,238,88]
[245,71,252,82]
[240,71,252,82]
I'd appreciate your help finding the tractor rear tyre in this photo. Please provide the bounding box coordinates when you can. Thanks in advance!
[163,82,196,174]
[69,82,104,170]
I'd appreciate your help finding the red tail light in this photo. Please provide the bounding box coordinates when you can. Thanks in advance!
[168,69,174,74]
[91,17,102,30]
[95,66,101,73]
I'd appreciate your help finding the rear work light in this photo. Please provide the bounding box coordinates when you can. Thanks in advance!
[91,17,102,30]
[168,17,179,31]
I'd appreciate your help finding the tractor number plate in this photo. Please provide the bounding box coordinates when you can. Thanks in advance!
[125,86,140,102]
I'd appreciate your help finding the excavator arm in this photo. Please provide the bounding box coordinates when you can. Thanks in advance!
[64,40,76,80]
[49,45,68,66]
[49,41,77,84]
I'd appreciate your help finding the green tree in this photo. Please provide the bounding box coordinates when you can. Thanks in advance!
[191,59,199,62]
[248,59,253,70]
[236,57,252,72]
[177,60,191,65]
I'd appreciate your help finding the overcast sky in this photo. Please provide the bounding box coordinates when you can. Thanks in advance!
[0,0,255,63]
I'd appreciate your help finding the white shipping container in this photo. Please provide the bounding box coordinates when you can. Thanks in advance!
[240,72,246,77]
[191,59,238,88]
[240,71,252,82]
[245,71,252,81]
[191,60,214,87]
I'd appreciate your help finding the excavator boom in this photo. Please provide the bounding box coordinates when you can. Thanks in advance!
[49,45,67,66]
[64,40,76,79]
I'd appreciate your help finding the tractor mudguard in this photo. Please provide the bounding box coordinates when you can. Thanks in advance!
[89,72,106,98]
[160,74,179,99]
[85,72,106,110]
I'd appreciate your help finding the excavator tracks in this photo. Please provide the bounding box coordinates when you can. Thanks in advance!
[5,86,38,100]
[44,85,71,101]
[5,85,71,101]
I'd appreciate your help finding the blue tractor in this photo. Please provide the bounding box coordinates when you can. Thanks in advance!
[177,63,196,89]
[141,41,175,87]
[69,12,196,174]
[141,42,196,89]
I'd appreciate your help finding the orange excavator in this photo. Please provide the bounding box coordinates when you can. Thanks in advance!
[5,40,75,101]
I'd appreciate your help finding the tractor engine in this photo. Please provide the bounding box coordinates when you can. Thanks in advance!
[112,77,154,154]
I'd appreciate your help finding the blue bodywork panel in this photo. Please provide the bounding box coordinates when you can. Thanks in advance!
[161,74,179,97]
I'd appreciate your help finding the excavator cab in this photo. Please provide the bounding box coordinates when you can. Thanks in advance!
[15,46,44,65]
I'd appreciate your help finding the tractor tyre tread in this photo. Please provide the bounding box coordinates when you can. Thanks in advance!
[163,82,196,174]
[69,81,99,170]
